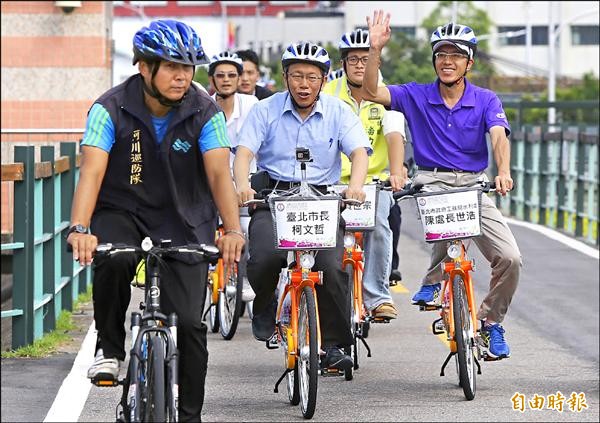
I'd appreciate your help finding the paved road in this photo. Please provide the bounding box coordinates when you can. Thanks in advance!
[2,203,599,422]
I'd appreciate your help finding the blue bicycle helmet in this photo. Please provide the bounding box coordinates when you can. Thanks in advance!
[132,19,208,65]
[430,22,477,59]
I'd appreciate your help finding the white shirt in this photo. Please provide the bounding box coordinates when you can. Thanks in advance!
[211,92,259,170]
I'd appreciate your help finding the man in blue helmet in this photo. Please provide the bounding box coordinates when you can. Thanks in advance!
[66,19,245,420]
[362,11,522,360]
[233,42,371,370]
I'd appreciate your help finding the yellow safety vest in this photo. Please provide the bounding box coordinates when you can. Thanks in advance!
[323,75,389,184]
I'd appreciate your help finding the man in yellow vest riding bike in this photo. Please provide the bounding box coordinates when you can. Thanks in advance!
[324,29,407,320]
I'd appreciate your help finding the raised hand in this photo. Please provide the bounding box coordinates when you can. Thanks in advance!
[366,9,391,51]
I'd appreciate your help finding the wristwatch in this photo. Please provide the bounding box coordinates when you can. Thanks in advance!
[67,224,89,237]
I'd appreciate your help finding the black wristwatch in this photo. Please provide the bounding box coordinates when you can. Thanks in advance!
[67,224,89,237]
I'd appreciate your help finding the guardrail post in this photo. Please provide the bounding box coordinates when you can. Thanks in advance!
[41,146,57,332]
[12,146,35,348]
[60,142,76,312]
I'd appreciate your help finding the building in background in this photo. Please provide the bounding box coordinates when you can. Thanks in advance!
[1,1,112,234]
[112,1,598,85]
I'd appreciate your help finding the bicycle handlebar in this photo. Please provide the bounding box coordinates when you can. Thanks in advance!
[94,239,221,262]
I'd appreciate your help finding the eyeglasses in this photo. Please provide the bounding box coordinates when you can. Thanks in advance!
[434,52,468,61]
[288,73,323,84]
[214,72,239,79]
[345,56,369,66]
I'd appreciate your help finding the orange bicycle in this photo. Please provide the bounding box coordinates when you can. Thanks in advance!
[204,224,243,340]
[395,181,500,400]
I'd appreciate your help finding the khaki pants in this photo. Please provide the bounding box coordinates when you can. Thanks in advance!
[413,170,522,323]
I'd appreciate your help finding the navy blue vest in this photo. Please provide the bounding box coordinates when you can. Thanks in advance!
[94,74,221,246]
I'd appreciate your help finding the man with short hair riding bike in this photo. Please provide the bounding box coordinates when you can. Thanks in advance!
[66,19,245,420]
[233,41,371,370]
[208,50,259,302]
[324,28,408,321]
[362,12,522,360]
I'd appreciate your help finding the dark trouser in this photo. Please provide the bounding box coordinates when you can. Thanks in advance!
[246,208,353,348]
[388,203,402,271]
[90,209,208,422]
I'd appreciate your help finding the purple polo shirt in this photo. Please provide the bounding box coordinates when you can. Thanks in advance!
[388,79,510,172]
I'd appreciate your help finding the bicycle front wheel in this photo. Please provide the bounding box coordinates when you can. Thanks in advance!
[218,263,243,340]
[452,274,476,400]
[144,333,167,422]
[297,286,318,419]
[206,279,219,333]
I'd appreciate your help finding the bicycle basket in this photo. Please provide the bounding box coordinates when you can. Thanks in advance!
[269,195,341,250]
[331,183,378,231]
[414,187,482,242]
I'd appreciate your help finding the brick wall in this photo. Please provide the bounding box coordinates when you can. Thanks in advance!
[1,1,112,234]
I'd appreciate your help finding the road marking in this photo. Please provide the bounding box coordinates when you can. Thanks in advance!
[506,217,599,259]
[391,283,409,293]
[44,321,96,422]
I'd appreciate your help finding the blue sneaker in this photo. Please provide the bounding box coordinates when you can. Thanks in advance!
[481,323,511,359]
[411,283,441,305]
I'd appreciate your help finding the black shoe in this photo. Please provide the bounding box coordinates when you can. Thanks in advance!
[251,300,276,341]
[389,269,402,283]
[321,346,353,371]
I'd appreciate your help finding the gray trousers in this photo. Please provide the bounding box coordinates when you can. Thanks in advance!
[413,170,522,323]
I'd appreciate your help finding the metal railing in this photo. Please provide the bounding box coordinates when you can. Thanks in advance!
[1,142,91,349]
[493,127,599,246]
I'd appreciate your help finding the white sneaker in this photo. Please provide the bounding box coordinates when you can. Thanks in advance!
[241,277,256,302]
[87,348,120,380]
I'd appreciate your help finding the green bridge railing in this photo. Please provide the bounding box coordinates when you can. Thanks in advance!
[493,127,599,246]
[1,142,91,350]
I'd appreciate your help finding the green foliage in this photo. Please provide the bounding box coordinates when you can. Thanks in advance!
[193,66,210,90]
[381,32,436,84]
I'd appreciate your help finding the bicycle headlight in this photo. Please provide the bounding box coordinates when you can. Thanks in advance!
[299,253,315,269]
[447,243,461,259]
[343,233,356,249]
[141,237,153,252]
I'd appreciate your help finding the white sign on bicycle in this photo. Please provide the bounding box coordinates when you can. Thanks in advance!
[415,188,481,242]
[331,183,378,230]
[270,197,340,250]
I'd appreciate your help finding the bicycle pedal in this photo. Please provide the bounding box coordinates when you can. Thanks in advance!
[432,318,445,335]
[418,304,440,312]
[265,334,279,350]
[320,367,344,377]
[91,377,120,387]
[482,351,508,362]
[370,316,391,323]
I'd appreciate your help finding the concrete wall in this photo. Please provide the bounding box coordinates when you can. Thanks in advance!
[1,1,113,234]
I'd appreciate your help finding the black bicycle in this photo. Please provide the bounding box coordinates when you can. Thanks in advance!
[92,237,219,422]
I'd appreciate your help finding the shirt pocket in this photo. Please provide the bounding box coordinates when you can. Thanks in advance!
[455,123,483,153]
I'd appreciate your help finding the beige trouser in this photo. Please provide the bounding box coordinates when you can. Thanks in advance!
[413,170,522,323]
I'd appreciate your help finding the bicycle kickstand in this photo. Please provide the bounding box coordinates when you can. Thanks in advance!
[357,335,372,357]
[440,351,456,376]
[273,368,294,393]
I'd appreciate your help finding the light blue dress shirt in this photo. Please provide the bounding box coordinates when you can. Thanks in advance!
[238,91,372,185]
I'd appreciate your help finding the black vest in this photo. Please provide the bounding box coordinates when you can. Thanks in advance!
[94,74,221,246]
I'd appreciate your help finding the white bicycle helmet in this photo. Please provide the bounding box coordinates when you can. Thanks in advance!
[281,42,331,75]
[208,51,243,76]
[430,22,477,59]
[338,28,370,53]
[327,68,344,82]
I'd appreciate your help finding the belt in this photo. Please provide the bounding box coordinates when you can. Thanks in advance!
[269,179,328,194]
[418,166,479,174]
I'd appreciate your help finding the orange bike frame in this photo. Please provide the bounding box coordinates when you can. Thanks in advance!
[276,250,322,369]
[342,232,366,324]
[441,241,477,351]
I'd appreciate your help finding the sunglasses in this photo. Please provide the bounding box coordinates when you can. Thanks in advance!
[214,72,239,79]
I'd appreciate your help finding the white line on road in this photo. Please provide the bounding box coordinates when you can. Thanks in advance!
[44,321,97,422]
[506,217,599,259]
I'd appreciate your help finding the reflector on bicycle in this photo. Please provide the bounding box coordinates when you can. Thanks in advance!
[414,187,482,242]
[331,183,378,230]
[270,196,340,249]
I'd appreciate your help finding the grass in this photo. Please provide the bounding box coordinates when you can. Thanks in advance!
[1,285,92,359]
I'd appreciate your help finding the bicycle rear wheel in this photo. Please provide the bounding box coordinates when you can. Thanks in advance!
[218,263,244,340]
[344,263,356,380]
[206,277,219,333]
[144,333,167,421]
[452,274,476,400]
[298,286,318,419]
